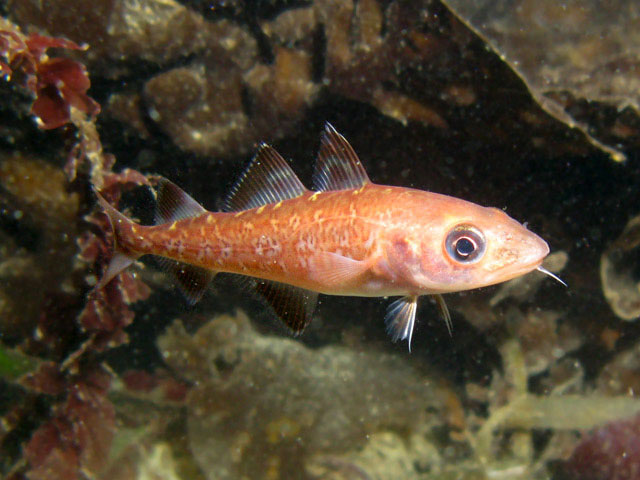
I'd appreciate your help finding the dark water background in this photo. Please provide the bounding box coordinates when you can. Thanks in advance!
[1,1,640,479]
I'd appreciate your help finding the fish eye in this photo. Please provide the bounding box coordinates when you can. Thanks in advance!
[445,225,486,264]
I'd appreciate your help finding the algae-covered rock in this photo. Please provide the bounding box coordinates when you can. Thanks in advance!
[601,215,640,321]
[443,0,640,161]
[158,311,444,479]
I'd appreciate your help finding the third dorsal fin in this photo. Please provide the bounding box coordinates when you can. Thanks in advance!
[223,144,308,212]
[313,123,371,192]
[155,177,206,224]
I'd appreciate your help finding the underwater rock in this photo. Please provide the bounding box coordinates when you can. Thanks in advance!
[100,441,185,480]
[10,0,586,161]
[306,431,442,480]
[8,0,220,66]
[600,215,640,321]
[597,340,640,397]
[511,308,582,376]
[143,42,318,157]
[157,311,444,480]
[443,0,640,161]
[0,154,80,338]
[561,413,640,480]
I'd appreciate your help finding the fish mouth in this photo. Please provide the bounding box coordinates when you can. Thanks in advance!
[504,258,546,281]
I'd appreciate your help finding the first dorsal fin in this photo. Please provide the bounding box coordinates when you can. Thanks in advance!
[155,177,206,224]
[313,122,371,192]
[223,144,307,212]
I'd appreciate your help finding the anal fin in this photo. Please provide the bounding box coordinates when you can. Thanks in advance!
[156,257,215,305]
[254,279,319,334]
[385,295,418,352]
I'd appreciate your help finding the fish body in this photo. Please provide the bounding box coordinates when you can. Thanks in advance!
[97,124,551,349]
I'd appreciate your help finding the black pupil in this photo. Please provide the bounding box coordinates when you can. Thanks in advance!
[455,237,475,256]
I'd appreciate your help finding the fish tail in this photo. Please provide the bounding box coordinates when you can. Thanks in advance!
[94,192,140,289]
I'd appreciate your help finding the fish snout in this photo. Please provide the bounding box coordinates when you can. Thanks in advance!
[525,232,550,267]
[486,224,550,282]
[529,232,549,263]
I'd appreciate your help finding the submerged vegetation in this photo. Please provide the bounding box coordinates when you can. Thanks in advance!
[1,1,640,479]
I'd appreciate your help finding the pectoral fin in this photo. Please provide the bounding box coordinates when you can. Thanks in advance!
[309,252,372,288]
[385,295,418,352]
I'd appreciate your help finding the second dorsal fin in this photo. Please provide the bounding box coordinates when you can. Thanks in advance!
[155,177,206,224]
[312,123,371,192]
[223,144,307,212]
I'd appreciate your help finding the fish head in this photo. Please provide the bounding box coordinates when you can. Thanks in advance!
[387,201,550,293]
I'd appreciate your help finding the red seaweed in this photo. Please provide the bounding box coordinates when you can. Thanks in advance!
[0,18,154,479]
[0,26,99,129]
[22,366,115,480]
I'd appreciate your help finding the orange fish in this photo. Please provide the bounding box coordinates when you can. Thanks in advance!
[96,123,562,349]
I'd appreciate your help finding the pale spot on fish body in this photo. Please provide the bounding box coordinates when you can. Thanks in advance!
[339,231,350,247]
[363,232,376,250]
[289,215,301,230]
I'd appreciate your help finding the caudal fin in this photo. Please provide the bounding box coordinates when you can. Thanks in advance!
[94,181,217,305]
[94,193,140,289]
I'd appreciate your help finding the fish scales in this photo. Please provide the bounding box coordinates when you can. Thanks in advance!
[119,186,400,294]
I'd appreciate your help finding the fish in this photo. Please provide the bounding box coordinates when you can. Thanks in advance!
[95,123,560,350]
